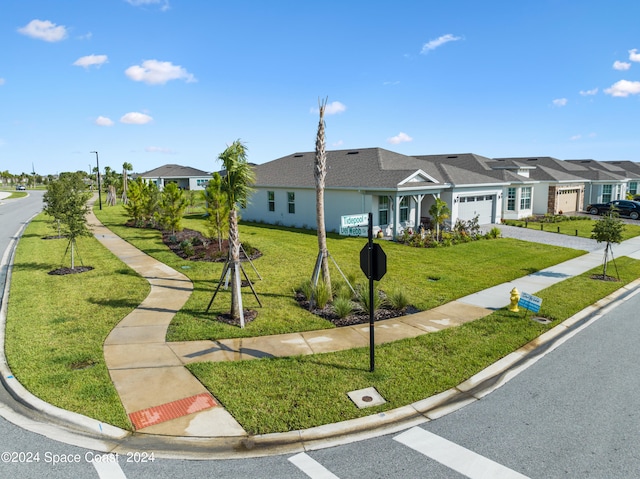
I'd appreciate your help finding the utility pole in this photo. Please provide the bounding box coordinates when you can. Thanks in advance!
[90,151,102,210]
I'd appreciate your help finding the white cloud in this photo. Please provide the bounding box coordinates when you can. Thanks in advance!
[145,146,176,154]
[552,98,568,107]
[570,134,582,141]
[325,101,346,115]
[332,140,344,147]
[579,88,598,96]
[605,79,640,97]
[0,78,5,86]
[120,112,153,124]
[125,59,196,85]
[613,60,631,71]
[420,34,461,54]
[125,0,170,11]
[74,54,108,68]
[18,19,67,42]
[387,132,413,144]
[629,49,640,62]
[95,116,114,126]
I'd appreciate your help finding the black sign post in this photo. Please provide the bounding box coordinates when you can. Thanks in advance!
[359,212,387,372]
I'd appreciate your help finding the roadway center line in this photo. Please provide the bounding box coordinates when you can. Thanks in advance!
[394,427,529,479]
[91,459,127,479]
[288,452,340,479]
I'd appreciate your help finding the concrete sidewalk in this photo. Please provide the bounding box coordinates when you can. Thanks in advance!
[87,210,640,439]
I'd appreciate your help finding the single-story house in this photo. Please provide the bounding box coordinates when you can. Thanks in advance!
[241,148,450,238]
[137,164,212,191]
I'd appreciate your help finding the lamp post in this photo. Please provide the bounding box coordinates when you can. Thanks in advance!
[90,151,102,210]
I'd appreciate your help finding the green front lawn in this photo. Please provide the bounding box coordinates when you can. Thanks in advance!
[95,205,585,340]
[5,215,149,429]
[503,217,640,240]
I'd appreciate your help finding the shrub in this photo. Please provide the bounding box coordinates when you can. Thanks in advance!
[485,227,501,239]
[297,279,313,301]
[358,284,386,314]
[180,239,195,257]
[332,297,354,318]
[313,280,332,309]
[387,289,410,310]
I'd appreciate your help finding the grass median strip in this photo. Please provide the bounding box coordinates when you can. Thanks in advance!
[5,214,149,429]
[188,256,640,435]
[503,218,640,240]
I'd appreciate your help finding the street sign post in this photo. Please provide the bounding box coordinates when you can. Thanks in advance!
[360,212,387,372]
[340,213,369,237]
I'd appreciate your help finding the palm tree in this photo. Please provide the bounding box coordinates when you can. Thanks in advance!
[219,140,255,326]
[122,162,133,203]
[312,98,331,294]
[429,197,450,241]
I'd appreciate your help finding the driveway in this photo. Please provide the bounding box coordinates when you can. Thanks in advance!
[488,224,604,252]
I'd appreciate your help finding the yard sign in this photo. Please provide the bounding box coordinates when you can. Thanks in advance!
[518,292,543,313]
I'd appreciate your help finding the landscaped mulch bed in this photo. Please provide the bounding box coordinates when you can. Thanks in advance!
[48,266,94,275]
[295,292,420,327]
[160,228,262,262]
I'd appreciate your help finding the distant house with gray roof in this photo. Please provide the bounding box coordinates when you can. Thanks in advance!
[137,164,212,191]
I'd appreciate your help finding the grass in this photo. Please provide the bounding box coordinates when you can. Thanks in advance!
[4,214,150,429]
[503,217,640,241]
[188,256,640,435]
[0,191,28,199]
[94,205,584,341]
[6,203,639,433]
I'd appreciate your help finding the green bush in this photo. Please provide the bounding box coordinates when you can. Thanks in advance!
[388,289,410,310]
[358,284,386,313]
[331,297,354,318]
[314,280,332,309]
[180,239,195,257]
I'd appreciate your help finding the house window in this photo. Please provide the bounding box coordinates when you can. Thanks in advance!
[399,197,409,223]
[520,187,531,210]
[379,196,389,225]
[602,184,612,203]
[268,191,275,212]
[507,188,516,211]
[196,179,209,188]
[287,192,295,214]
[630,182,638,195]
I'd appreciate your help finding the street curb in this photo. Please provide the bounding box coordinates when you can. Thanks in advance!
[0,213,131,442]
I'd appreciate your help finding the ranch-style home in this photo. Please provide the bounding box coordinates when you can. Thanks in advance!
[137,164,212,191]
[240,148,522,238]
[240,148,449,238]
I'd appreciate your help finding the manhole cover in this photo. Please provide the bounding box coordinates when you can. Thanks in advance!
[347,387,386,409]
[362,395,373,402]
[531,316,551,324]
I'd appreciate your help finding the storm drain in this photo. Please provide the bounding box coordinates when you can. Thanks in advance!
[348,387,386,409]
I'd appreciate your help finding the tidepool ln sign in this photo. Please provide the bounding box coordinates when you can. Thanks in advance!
[340,213,369,237]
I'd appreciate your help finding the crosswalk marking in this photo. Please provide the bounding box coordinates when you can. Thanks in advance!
[91,459,127,479]
[288,452,340,479]
[393,427,529,479]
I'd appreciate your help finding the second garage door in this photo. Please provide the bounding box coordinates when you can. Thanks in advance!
[458,195,496,224]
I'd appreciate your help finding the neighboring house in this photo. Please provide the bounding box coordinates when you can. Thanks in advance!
[490,157,587,216]
[241,148,449,238]
[137,164,212,191]
[566,159,640,202]
[414,153,522,223]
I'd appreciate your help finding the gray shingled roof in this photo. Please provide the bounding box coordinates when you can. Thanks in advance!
[138,164,210,178]
[414,153,523,185]
[252,148,444,190]
[566,159,640,179]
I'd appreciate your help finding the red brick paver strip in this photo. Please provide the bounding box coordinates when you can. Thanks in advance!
[128,393,218,430]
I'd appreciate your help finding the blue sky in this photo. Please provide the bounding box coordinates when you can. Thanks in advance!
[1,0,640,176]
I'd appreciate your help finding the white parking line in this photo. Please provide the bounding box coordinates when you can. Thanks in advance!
[288,452,340,479]
[91,459,127,479]
[394,427,529,479]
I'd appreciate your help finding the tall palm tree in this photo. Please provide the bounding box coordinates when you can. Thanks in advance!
[219,140,255,326]
[312,98,331,294]
[122,162,133,203]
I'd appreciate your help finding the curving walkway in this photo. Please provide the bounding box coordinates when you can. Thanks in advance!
[88,209,246,437]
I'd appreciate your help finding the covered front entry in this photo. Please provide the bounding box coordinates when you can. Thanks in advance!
[458,194,496,224]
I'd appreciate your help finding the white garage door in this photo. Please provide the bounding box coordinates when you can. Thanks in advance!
[458,195,495,224]
[557,189,579,213]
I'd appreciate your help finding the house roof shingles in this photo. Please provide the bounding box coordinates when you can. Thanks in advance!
[138,164,210,178]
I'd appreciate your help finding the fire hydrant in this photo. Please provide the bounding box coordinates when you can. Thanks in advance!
[508,287,520,312]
